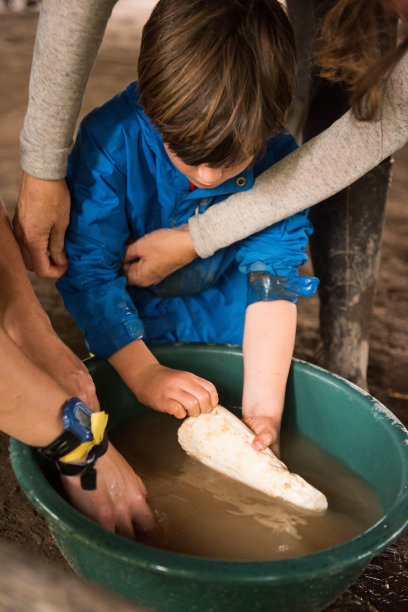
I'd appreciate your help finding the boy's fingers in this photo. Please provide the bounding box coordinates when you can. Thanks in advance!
[176,391,201,417]
[251,432,280,457]
[192,376,219,410]
[167,399,187,419]
[251,434,272,452]
[180,382,217,415]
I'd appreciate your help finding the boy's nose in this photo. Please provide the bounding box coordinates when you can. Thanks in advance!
[196,165,223,185]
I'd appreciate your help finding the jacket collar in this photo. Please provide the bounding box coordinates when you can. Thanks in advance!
[126,82,255,199]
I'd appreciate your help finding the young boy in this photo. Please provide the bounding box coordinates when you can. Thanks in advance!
[57,0,318,456]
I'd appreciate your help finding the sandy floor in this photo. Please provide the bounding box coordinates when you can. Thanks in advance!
[0,2,407,610]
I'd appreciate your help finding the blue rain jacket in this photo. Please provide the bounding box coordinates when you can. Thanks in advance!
[57,82,318,359]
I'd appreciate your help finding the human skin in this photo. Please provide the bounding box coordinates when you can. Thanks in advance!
[16,0,407,280]
[0,201,156,537]
[121,151,297,454]
[121,149,253,285]
[0,200,96,409]
[164,144,253,189]
[107,298,296,458]
[13,172,70,278]
[241,299,297,457]
[122,5,408,285]
[108,338,219,419]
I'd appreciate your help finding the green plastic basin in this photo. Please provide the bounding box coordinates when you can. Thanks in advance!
[9,344,408,612]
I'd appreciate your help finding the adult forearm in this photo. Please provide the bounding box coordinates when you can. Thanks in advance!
[0,204,44,319]
[20,0,118,179]
[189,51,408,257]
[0,327,67,446]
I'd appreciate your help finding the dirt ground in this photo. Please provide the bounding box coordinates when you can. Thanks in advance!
[0,3,407,610]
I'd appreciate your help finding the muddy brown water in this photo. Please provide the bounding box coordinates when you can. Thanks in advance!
[111,411,382,561]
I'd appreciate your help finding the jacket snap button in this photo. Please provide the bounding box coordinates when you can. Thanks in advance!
[235,176,247,187]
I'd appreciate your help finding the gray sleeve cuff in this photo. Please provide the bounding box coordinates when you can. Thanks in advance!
[20,138,73,180]
[188,213,215,259]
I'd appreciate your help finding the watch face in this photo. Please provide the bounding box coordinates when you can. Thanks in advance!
[63,398,94,442]
[74,404,92,428]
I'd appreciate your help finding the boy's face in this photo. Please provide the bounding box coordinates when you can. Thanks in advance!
[164,144,253,189]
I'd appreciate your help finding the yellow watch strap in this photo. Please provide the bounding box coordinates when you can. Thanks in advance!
[59,411,108,463]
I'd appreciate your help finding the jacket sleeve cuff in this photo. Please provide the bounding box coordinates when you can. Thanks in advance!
[86,318,144,360]
[247,272,319,306]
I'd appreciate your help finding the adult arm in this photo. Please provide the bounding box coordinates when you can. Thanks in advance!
[0,203,155,536]
[189,50,408,257]
[0,201,98,409]
[0,327,155,537]
[124,49,408,285]
[15,0,118,277]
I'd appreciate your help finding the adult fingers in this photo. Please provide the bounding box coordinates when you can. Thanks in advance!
[115,515,138,540]
[131,499,158,535]
[49,221,68,268]
[14,174,70,278]
[124,259,142,285]
[18,232,67,279]
[124,258,164,287]
[123,239,142,263]
[31,239,68,278]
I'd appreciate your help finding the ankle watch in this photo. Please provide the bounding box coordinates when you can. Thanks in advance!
[37,397,94,462]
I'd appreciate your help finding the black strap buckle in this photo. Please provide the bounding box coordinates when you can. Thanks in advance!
[55,432,109,490]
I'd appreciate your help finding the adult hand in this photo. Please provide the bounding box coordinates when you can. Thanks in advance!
[123,225,198,287]
[61,442,157,539]
[132,363,218,418]
[242,415,281,458]
[14,171,70,278]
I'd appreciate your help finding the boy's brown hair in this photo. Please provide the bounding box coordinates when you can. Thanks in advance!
[137,0,296,167]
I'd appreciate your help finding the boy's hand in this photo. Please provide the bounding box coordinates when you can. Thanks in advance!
[61,442,157,539]
[133,363,218,418]
[123,225,197,287]
[242,415,281,458]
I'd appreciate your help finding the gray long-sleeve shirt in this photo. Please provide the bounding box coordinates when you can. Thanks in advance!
[20,0,118,179]
[20,0,408,256]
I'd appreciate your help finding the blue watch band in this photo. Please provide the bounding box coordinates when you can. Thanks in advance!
[62,397,94,442]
